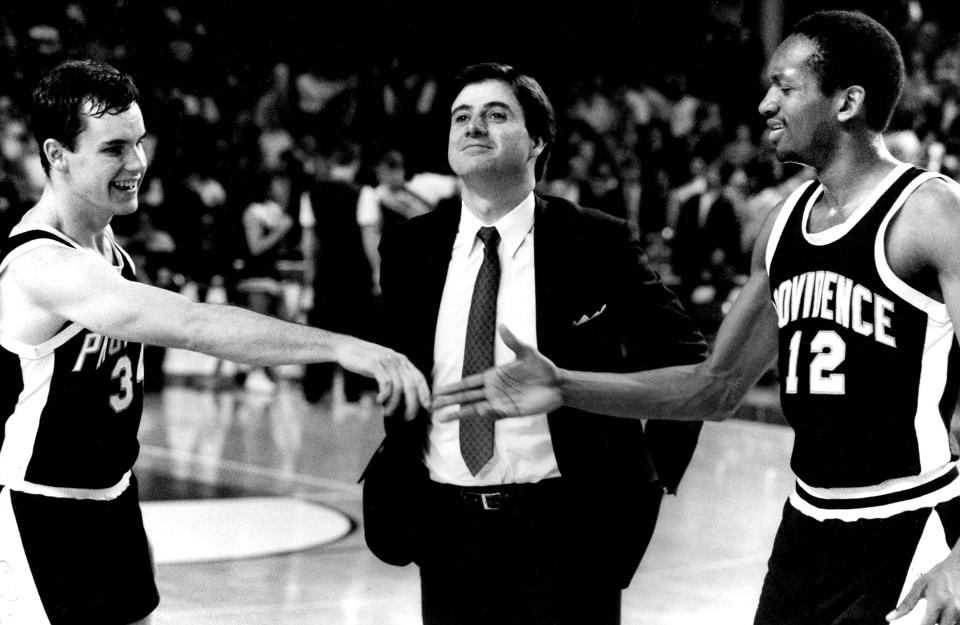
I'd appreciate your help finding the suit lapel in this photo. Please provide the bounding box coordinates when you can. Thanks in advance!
[533,196,575,360]
[415,203,460,374]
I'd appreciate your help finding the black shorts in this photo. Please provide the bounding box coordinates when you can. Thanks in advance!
[754,494,960,625]
[0,476,159,624]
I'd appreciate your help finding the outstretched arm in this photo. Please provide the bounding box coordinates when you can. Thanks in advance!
[436,268,778,422]
[435,202,785,423]
[5,244,429,419]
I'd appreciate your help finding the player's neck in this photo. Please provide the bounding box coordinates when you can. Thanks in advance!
[815,136,900,215]
[25,187,111,253]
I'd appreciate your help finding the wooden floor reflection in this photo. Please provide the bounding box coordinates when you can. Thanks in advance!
[136,373,795,625]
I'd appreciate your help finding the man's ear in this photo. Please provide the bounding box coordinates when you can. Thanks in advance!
[43,138,68,172]
[530,135,546,160]
[837,85,866,123]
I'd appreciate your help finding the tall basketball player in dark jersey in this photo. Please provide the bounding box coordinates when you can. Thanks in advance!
[435,10,960,624]
[0,60,429,625]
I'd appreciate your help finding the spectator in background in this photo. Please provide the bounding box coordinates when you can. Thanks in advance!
[670,159,744,330]
[165,162,232,303]
[236,169,296,393]
[301,142,378,403]
[357,148,436,290]
[722,122,760,168]
[0,115,46,215]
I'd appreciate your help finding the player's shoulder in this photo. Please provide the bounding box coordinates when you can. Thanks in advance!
[2,226,76,265]
[892,171,960,244]
[904,171,960,215]
[889,170,960,268]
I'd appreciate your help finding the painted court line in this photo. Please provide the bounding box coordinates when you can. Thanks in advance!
[139,444,362,495]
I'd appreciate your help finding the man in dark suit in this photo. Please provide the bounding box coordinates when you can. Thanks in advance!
[361,63,707,625]
[671,159,746,332]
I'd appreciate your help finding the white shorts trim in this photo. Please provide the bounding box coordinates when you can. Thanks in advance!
[791,463,960,521]
[2,470,131,501]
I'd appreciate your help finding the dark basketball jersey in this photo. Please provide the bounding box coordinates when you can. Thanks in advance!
[0,225,144,495]
[766,164,960,488]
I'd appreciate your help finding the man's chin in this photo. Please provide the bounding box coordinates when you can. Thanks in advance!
[773,145,796,163]
[114,200,139,215]
[450,160,493,178]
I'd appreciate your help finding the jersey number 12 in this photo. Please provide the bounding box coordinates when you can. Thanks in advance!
[785,330,845,395]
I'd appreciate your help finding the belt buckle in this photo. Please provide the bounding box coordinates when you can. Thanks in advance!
[480,491,503,511]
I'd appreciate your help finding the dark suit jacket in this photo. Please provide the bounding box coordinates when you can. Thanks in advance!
[362,194,707,588]
[672,191,743,288]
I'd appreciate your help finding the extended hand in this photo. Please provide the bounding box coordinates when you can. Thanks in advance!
[433,325,563,422]
[335,337,430,420]
[888,553,960,624]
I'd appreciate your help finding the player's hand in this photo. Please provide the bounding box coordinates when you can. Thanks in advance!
[433,325,563,422]
[887,552,960,624]
[334,338,430,420]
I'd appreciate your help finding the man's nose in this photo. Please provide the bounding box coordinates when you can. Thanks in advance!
[758,88,777,117]
[466,115,487,135]
[127,144,147,172]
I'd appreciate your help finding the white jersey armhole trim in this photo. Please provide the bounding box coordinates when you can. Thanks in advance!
[0,237,71,275]
[765,180,816,274]
[876,171,952,323]
[7,224,124,272]
[105,225,136,275]
[0,323,85,359]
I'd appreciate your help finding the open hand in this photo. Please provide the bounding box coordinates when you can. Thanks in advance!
[887,552,960,624]
[433,325,563,422]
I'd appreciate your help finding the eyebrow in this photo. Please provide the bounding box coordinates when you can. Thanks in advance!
[450,101,514,116]
[100,132,148,147]
[763,71,787,87]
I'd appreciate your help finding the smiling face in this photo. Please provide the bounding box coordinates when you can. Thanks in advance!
[54,101,147,217]
[758,35,839,166]
[447,79,543,185]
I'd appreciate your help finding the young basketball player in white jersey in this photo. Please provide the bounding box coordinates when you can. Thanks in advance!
[435,10,960,624]
[0,60,429,624]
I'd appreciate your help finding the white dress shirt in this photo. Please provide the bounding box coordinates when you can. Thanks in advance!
[427,193,561,485]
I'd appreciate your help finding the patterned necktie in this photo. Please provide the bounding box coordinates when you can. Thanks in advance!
[460,226,501,475]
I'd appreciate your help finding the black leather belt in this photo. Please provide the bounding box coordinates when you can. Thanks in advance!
[430,478,563,512]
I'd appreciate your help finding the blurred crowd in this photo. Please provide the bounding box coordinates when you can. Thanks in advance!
[1,1,960,393]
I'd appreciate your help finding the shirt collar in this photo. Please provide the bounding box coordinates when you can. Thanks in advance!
[456,192,535,259]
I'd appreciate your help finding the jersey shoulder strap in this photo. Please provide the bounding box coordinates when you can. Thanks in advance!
[0,230,74,273]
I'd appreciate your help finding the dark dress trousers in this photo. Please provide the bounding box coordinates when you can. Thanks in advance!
[361,194,708,613]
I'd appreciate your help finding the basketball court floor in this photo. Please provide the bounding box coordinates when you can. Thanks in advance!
[137,349,797,624]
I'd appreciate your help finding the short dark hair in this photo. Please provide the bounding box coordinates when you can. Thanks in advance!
[450,62,556,180]
[790,10,904,132]
[31,59,139,174]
